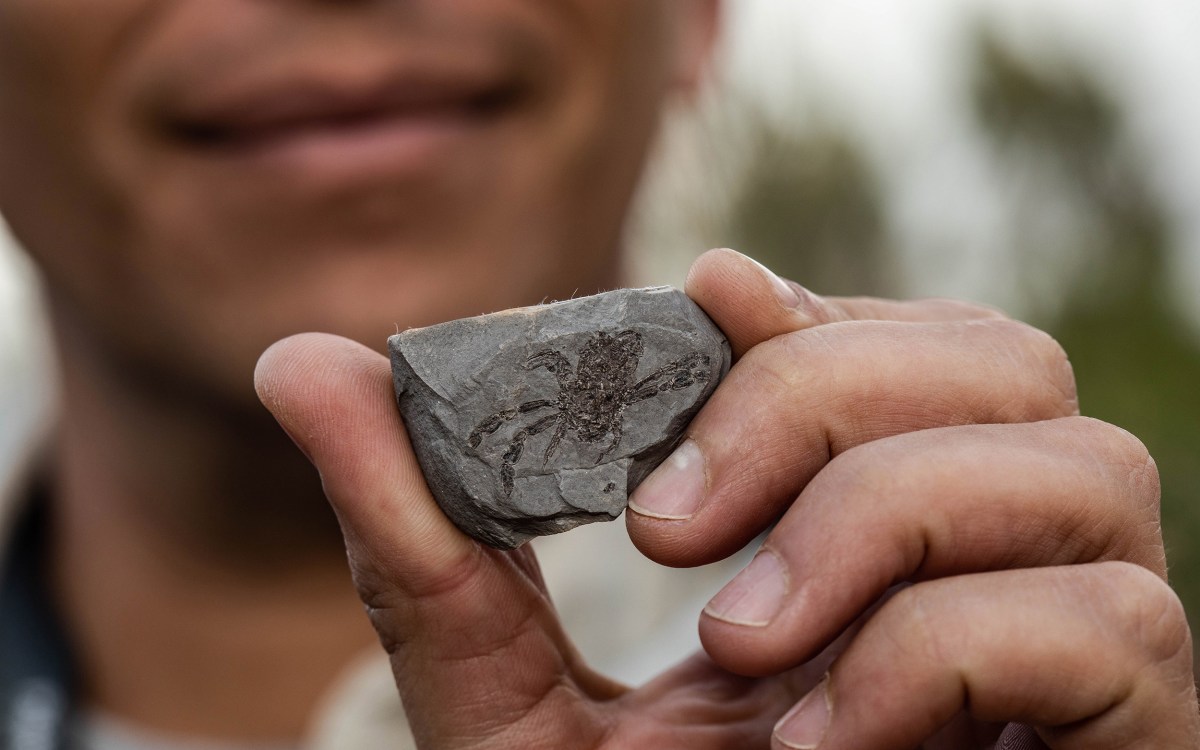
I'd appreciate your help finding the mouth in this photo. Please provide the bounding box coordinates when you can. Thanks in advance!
[160,66,523,177]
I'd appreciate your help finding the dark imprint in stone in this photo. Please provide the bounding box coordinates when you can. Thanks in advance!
[467,329,711,496]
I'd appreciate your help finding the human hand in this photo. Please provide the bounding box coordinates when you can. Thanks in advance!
[254,248,1198,749]
[254,330,820,749]
[623,248,1199,748]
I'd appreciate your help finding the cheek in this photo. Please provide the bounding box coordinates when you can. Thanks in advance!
[548,0,676,201]
[465,0,675,282]
[0,0,158,302]
[0,0,154,167]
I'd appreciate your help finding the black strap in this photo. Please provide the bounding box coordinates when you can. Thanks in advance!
[0,496,76,750]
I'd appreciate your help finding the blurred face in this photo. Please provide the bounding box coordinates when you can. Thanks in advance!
[0,1,714,405]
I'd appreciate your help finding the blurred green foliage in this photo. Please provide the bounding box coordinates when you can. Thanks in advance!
[708,30,1200,636]
[971,35,1200,629]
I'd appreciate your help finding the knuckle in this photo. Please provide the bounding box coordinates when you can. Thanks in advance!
[348,562,419,655]
[1132,450,1162,504]
[354,580,409,655]
[877,584,953,663]
[817,447,890,501]
[353,541,486,611]
[346,549,403,610]
[1064,417,1162,518]
[1098,562,1191,665]
[353,545,497,657]
[776,326,839,366]
[744,326,837,390]
[1108,427,1161,507]
[812,439,912,525]
[978,318,1079,417]
[1100,419,1160,502]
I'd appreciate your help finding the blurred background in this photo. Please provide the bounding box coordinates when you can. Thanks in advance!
[3,0,1199,655]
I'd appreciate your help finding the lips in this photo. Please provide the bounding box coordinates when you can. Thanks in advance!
[167,70,520,151]
[146,57,526,186]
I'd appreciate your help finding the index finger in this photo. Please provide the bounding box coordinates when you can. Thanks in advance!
[627,249,1077,566]
[685,248,1005,358]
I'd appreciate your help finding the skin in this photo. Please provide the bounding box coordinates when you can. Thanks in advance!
[257,250,1200,748]
[0,0,1195,748]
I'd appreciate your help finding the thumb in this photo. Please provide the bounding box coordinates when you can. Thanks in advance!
[254,333,620,748]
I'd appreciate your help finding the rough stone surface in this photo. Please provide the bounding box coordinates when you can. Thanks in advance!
[389,286,731,549]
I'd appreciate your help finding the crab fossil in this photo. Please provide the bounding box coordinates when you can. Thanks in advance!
[468,329,711,496]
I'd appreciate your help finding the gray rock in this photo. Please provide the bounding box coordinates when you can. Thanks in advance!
[389,286,731,549]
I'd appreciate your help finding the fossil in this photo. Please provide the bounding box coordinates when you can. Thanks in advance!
[389,286,730,549]
[468,329,712,497]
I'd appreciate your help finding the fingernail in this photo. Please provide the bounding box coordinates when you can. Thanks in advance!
[775,676,831,749]
[703,548,788,627]
[627,439,706,520]
[749,256,802,308]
